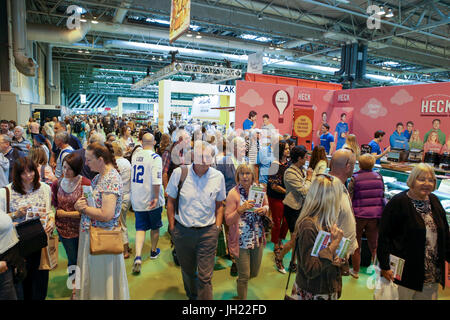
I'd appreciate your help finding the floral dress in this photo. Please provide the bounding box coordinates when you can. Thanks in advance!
[76,168,129,300]
[237,184,264,249]
[410,198,440,283]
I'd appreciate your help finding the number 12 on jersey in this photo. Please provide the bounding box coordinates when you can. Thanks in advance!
[132,165,144,183]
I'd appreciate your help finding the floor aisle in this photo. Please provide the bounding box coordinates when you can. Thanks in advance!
[47,209,450,300]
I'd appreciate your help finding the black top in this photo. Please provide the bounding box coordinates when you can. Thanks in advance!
[377,190,450,291]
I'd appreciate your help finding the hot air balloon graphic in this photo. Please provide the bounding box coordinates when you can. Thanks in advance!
[272,89,290,123]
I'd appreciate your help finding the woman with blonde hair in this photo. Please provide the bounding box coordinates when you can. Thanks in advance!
[423,131,442,154]
[409,130,424,150]
[111,141,132,259]
[225,163,269,300]
[343,134,360,160]
[290,174,346,300]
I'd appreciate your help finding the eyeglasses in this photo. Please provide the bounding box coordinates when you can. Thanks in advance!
[316,173,335,182]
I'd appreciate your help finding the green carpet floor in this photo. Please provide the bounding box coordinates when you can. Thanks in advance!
[47,209,450,300]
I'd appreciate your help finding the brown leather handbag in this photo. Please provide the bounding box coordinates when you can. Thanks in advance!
[89,221,123,255]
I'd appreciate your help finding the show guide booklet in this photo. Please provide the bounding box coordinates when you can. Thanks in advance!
[389,254,405,281]
[248,185,265,212]
[311,230,351,259]
[82,185,96,207]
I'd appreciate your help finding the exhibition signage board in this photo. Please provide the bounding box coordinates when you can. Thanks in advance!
[293,107,314,150]
[169,0,191,43]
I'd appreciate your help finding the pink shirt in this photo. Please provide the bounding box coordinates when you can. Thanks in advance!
[224,185,269,258]
[424,142,442,154]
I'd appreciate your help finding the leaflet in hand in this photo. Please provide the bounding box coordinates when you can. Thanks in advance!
[82,185,96,207]
[26,206,48,228]
[248,185,265,212]
[389,254,405,281]
[311,230,351,259]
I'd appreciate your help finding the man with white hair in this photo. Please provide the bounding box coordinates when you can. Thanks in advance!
[328,148,358,276]
[11,126,31,155]
[130,133,165,274]
[54,131,73,179]
[0,134,25,183]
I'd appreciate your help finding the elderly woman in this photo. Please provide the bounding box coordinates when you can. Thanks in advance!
[51,153,90,299]
[111,141,132,259]
[291,174,345,300]
[347,154,385,279]
[377,163,450,300]
[0,157,54,300]
[74,142,129,300]
[225,164,269,300]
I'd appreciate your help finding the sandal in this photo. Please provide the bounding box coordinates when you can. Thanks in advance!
[275,257,286,274]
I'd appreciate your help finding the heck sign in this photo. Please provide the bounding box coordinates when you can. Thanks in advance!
[421,94,450,116]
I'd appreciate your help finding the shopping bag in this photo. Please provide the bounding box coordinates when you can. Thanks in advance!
[374,276,399,300]
[39,235,59,270]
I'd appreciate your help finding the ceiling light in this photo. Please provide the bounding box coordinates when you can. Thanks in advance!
[196,33,202,39]
[386,67,391,70]
[332,57,338,61]
[92,18,99,24]
[385,9,394,18]
[152,56,156,60]
[77,50,83,53]
[335,0,350,3]
[275,46,282,51]
[186,32,193,37]
[377,6,386,16]
[85,50,89,54]
[80,16,87,22]
[158,57,163,61]
[257,13,263,21]
[382,66,387,69]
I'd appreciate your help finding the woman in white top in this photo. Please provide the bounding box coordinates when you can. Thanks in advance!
[0,209,20,300]
[111,141,132,258]
[119,126,134,155]
[0,157,54,300]
[308,146,328,178]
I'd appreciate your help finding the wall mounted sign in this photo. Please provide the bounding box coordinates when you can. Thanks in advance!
[421,94,450,117]
[273,89,290,123]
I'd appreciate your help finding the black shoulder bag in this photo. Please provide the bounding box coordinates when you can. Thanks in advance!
[284,236,299,300]
[4,187,47,257]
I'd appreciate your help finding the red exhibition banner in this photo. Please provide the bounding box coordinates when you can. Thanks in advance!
[292,107,314,150]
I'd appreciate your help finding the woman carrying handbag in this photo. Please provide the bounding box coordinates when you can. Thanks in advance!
[74,142,129,300]
[0,157,54,300]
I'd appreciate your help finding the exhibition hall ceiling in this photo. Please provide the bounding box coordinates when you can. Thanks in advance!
[26,0,450,97]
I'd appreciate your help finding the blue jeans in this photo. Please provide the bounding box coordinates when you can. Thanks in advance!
[0,268,17,300]
[59,236,79,277]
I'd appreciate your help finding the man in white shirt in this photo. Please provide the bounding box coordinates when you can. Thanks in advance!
[54,131,73,178]
[328,149,358,276]
[167,140,226,300]
[130,133,165,274]
[0,152,9,187]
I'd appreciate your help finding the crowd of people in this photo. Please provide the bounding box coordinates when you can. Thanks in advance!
[0,112,449,301]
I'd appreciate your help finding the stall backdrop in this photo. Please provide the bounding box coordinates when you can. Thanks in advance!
[236,80,450,150]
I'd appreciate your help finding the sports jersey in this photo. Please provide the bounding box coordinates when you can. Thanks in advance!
[130,148,165,211]
[335,122,349,150]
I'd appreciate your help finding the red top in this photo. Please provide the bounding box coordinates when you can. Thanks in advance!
[51,176,91,239]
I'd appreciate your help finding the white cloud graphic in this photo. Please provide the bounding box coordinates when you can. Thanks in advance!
[239,89,264,108]
[390,89,413,106]
[286,86,295,98]
[360,98,387,119]
[323,91,333,103]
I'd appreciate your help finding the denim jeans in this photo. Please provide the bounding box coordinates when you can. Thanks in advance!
[59,236,79,277]
[0,268,17,300]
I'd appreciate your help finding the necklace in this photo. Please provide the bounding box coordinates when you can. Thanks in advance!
[61,176,81,193]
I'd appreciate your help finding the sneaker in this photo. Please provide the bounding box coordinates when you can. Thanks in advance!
[350,269,359,279]
[230,262,238,277]
[275,257,286,274]
[150,248,161,259]
[132,257,142,275]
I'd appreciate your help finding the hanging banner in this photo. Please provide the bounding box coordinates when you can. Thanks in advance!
[292,107,314,151]
[247,52,263,74]
[169,0,191,43]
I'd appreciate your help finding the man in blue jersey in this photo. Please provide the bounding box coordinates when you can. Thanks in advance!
[369,130,391,165]
[319,123,335,155]
[243,111,257,131]
[334,113,349,151]
[389,122,409,150]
